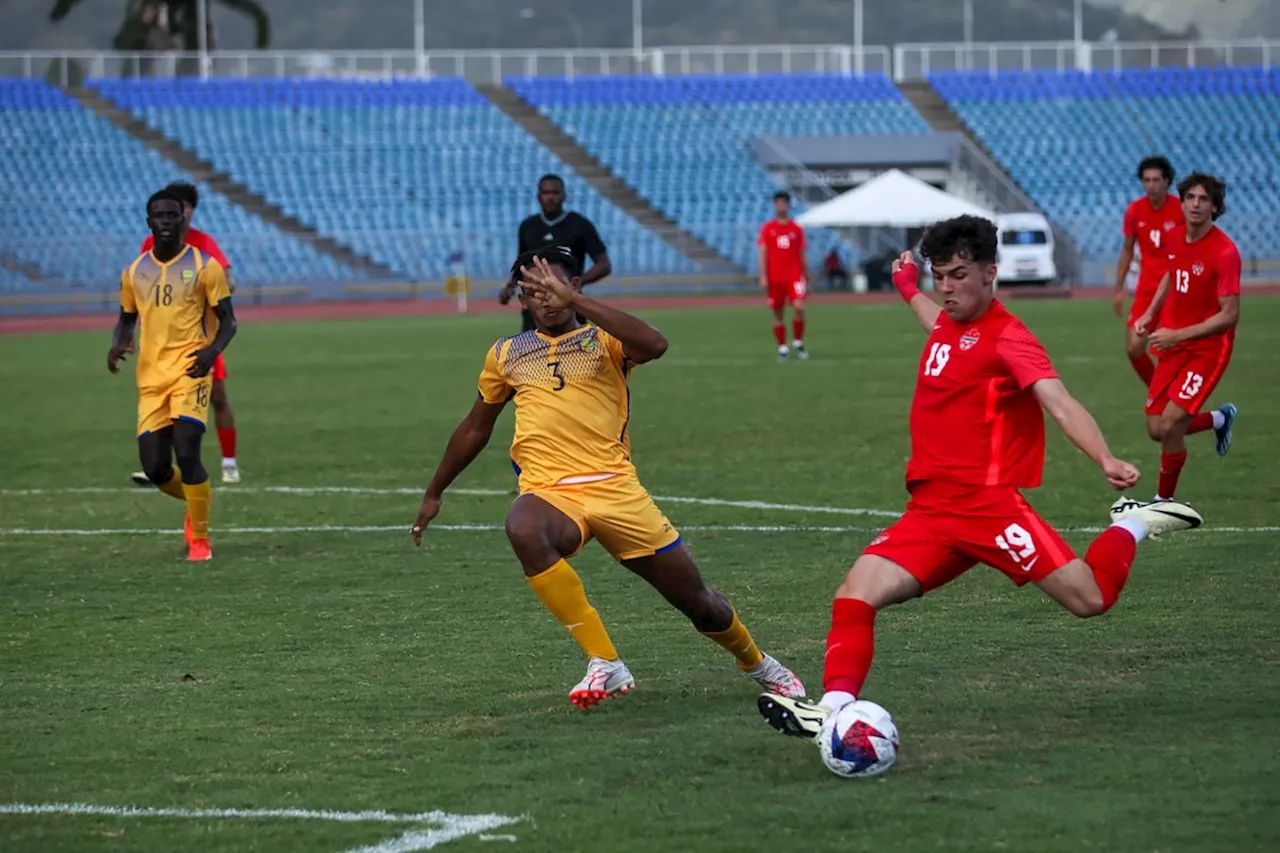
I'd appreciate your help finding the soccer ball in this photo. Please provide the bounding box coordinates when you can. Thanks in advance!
[818,700,900,779]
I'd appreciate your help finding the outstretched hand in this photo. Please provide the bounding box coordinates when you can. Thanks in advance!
[518,256,577,311]
[410,493,442,547]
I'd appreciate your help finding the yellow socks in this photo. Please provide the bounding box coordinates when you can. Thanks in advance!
[183,479,212,540]
[527,559,619,661]
[702,609,765,671]
[158,469,185,500]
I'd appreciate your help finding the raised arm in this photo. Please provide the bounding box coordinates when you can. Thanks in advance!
[410,397,506,545]
[1032,378,1138,491]
[891,251,941,332]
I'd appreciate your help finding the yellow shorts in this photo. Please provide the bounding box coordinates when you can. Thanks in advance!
[137,374,212,437]
[526,474,682,561]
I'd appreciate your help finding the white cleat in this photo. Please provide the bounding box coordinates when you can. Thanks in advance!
[221,463,241,484]
[776,345,790,362]
[131,471,155,488]
[792,341,809,360]
[568,657,635,710]
[757,693,829,741]
[745,653,806,698]
[1109,496,1144,523]
[1114,499,1203,538]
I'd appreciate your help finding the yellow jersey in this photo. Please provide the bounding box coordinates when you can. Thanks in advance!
[120,247,230,390]
[478,325,638,490]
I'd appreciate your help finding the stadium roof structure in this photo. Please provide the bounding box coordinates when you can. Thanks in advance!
[796,169,995,228]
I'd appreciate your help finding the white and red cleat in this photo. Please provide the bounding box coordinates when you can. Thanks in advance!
[568,657,635,710]
[187,539,212,562]
[745,653,806,698]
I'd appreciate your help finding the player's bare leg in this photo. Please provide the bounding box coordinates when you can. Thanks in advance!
[759,554,917,740]
[1124,326,1154,386]
[505,495,633,709]
[623,544,805,697]
[212,380,240,484]
[790,303,808,360]
[770,304,789,360]
[172,420,213,561]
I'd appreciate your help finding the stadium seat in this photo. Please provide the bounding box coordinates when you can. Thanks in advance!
[90,77,698,281]
[929,67,1280,266]
[507,73,932,273]
[0,78,359,288]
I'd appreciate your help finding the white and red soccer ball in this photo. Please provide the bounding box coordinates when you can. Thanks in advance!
[818,700,900,779]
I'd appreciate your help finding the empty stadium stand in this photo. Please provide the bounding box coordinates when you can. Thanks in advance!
[90,77,699,282]
[0,78,359,289]
[929,67,1280,264]
[506,73,932,273]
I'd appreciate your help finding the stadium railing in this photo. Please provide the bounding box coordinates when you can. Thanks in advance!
[2,38,1277,86]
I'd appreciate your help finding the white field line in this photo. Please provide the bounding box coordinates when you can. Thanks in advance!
[0,802,521,853]
[1,523,1276,537]
[0,484,902,518]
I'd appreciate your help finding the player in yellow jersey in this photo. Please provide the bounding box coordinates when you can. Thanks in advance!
[107,188,238,562]
[411,246,805,710]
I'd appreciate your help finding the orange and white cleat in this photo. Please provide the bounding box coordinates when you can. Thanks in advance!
[745,653,807,698]
[187,539,213,562]
[568,657,635,710]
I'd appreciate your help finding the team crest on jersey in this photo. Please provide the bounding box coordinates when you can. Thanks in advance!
[1192,262,1204,276]
[959,328,981,351]
[181,269,195,285]
[1164,220,1177,231]
[579,336,598,352]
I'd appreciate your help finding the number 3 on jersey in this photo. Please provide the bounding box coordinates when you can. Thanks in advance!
[923,342,951,377]
[548,360,566,391]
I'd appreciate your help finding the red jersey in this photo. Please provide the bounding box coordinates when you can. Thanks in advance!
[758,219,806,285]
[906,300,1058,491]
[140,227,231,269]
[1161,224,1241,352]
[1123,195,1182,286]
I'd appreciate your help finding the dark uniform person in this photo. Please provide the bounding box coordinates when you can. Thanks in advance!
[502,174,612,330]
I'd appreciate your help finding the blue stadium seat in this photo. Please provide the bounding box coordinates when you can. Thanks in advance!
[90,77,698,280]
[930,67,1280,263]
[507,73,931,272]
[0,78,359,288]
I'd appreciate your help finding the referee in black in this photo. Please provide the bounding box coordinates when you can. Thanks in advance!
[501,173,611,330]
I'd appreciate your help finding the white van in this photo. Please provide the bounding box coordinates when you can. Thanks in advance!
[996,213,1057,286]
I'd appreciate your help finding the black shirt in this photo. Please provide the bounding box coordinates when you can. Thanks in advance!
[517,211,606,268]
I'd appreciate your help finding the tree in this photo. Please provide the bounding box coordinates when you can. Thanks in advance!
[49,0,271,54]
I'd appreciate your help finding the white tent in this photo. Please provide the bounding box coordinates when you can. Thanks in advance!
[796,169,995,229]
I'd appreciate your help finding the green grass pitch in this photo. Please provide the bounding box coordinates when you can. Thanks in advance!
[1,298,1278,852]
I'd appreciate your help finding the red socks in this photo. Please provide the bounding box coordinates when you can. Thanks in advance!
[792,318,805,343]
[1128,354,1155,386]
[1158,450,1187,499]
[1187,412,1214,434]
[772,323,786,347]
[217,427,237,461]
[1085,526,1137,613]
[823,598,877,696]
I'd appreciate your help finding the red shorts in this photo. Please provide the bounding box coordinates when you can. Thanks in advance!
[1145,337,1232,416]
[862,481,1077,590]
[1127,278,1161,328]
[766,278,808,311]
[211,353,228,382]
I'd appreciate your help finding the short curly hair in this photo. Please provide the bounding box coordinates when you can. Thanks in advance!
[1137,155,1175,184]
[509,245,583,287]
[1177,172,1227,221]
[919,215,998,266]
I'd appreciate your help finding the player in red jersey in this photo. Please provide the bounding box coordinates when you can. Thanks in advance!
[1125,172,1240,506]
[1114,156,1183,387]
[754,216,1202,743]
[130,182,242,485]
[757,191,810,361]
